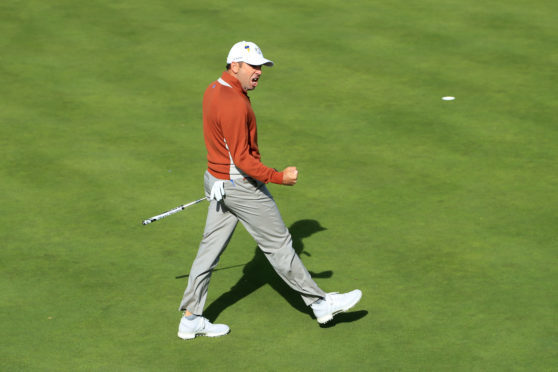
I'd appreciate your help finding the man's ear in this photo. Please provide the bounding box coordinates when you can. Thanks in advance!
[230,62,240,74]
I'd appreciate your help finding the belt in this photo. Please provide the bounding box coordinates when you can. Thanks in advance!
[231,176,263,189]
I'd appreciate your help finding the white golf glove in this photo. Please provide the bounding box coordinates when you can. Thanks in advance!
[210,180,225,201]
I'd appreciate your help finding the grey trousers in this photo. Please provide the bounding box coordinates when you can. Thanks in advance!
[179,171,326,314]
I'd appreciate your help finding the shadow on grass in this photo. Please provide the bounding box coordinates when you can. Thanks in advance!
[177,219,335,322]
[174,264,246,279]
[319,310,369,328]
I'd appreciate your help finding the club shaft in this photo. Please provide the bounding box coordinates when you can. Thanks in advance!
[142,197,206,225]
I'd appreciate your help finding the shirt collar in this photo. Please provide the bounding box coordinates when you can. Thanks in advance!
[220,71,248,97]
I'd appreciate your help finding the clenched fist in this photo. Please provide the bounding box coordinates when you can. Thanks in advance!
[282,166,298,186]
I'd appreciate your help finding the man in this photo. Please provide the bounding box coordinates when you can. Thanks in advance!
[177,41,362,340]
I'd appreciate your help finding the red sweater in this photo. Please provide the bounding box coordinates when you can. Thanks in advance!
[202,72,284,184]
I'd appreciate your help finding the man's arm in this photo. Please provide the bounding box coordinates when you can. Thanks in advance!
[220,103,284,184]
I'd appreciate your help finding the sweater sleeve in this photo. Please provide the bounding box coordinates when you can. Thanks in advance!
[219,101,283,184]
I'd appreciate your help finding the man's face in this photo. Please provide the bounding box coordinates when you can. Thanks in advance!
[234,62,262,92]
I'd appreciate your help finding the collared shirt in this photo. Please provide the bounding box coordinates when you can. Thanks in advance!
[202,71,283,184]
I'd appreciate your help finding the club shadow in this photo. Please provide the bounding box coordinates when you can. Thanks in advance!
[175,263,246,279]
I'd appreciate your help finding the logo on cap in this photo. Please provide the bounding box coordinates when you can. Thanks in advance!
[244,45,250,52]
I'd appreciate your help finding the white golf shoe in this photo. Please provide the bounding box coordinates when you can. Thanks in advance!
[177,316,230,340]
[311,290,362,324]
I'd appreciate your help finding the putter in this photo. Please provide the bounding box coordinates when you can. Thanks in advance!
[142,197,206,225]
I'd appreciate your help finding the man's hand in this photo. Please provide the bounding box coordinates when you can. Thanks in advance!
[282,166,298,186]
[210,180,225,201]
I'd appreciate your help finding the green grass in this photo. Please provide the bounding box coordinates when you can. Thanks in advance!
[1,0,557,370]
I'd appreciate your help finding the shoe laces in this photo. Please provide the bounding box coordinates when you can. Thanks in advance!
[183,315,208,331]
[199,317,209,331]
[325,292,340,301]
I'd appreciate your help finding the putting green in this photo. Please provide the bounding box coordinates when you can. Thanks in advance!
[1,0,556,370]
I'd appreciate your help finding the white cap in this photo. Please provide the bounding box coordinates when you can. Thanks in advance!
[226,41,274,67]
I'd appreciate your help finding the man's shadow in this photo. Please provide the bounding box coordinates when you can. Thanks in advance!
[203,219,333,322]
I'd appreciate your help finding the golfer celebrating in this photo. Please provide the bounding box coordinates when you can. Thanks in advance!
[178,41,362,339]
